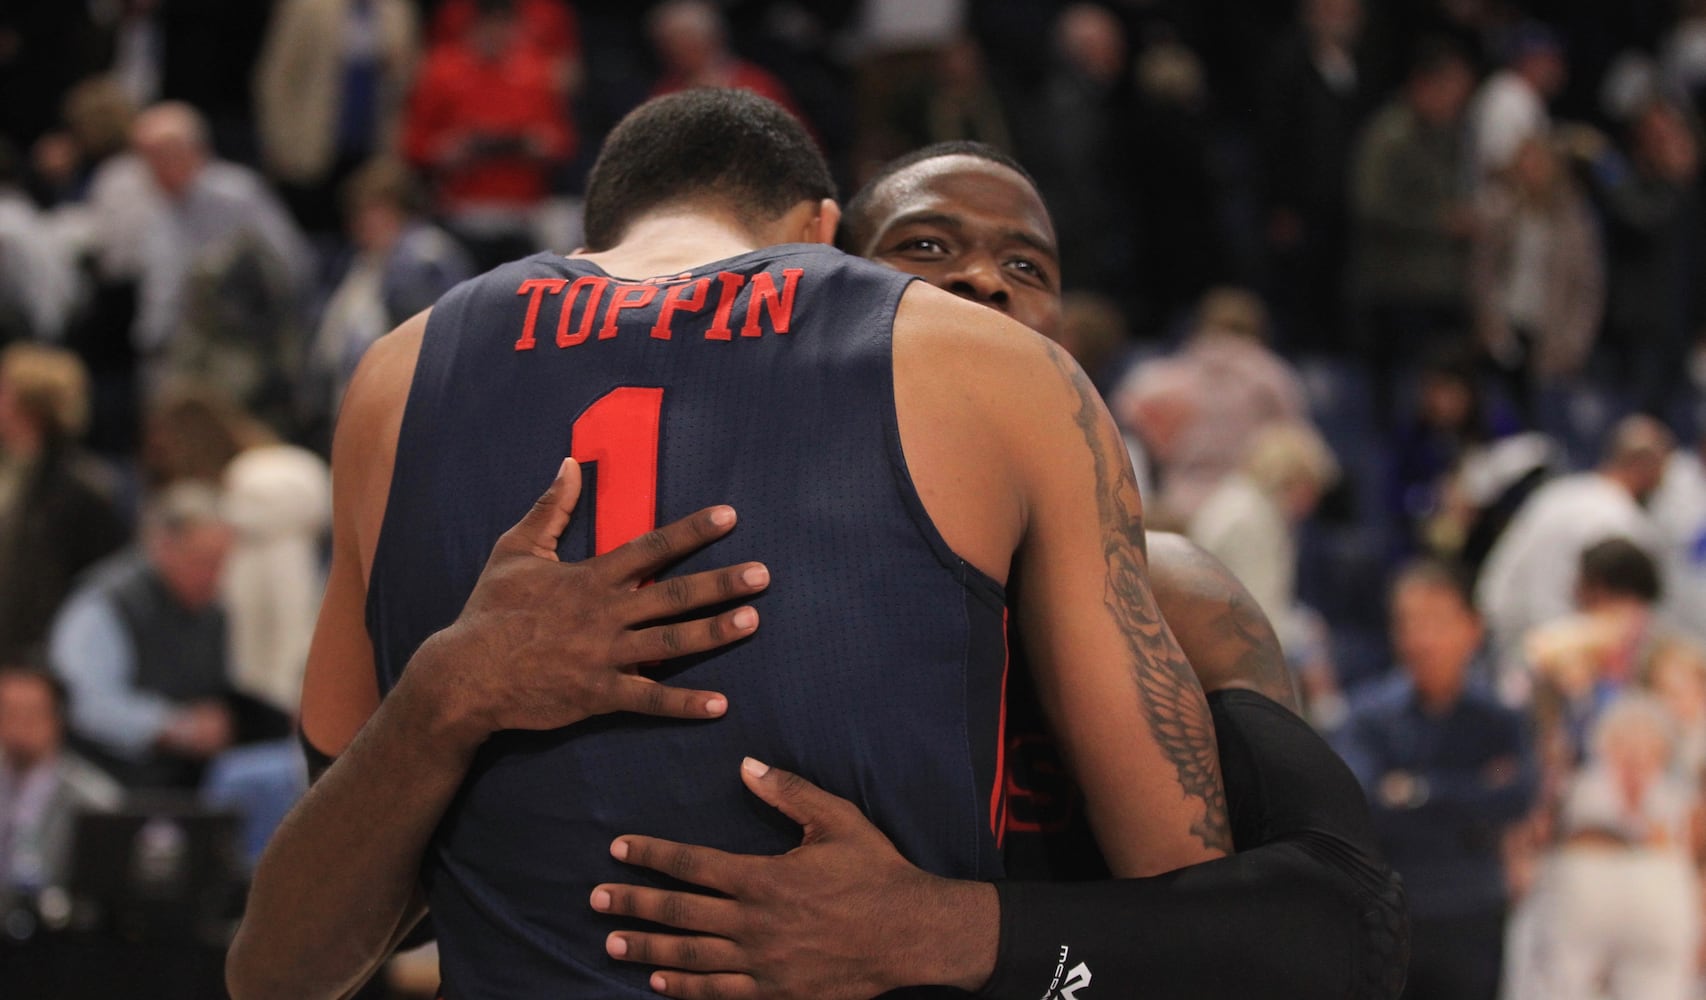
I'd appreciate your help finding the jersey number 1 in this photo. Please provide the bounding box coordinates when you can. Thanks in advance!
[571,387,664,555]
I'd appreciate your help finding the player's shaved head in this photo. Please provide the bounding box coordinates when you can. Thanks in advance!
[842,143,1062,339]
[582,89,834,252]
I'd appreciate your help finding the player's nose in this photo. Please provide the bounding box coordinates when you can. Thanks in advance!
[944,257,1011,312]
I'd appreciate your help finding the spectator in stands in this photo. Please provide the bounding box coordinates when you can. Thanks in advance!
[1115,287,1310,522]
[1649,432,1706,647]
[1478,415,1671,689]
[1527,539,1671,775]
[29,76,139,207]
[1015,4,1134,300]
[1390,346,1526,562]
[1188,421,1341,717]
[1469,22,1567,187]
[403,0,572,271]
[0,664,122,901]
[648,1,803,120]
[865,36,1011,166]
[1644,638,1706,780]
[1128,39,1223,326]
[1349,39,1477,383]
[129,102,312,392]
[1597,99,1704,422]
[0,140,79,344]
[1258,0,1368,353]
[255,0,421,235]
[1335,560,1534,1000]
[307,157,473,434]
[1545,694,1701,1000]
[136,382,329,715]
[1662,0,1706,117]
[47,483,284,789]
[1469,135,1604,420]
[220,439,330,719]
[0,344,127,658]
[429,0,581,97]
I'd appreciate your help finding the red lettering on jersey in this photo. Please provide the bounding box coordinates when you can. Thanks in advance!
[739,268,803,338]
[598,283,659,340]
[704,272,747,341]
[649,277,712,340]
[556,276,610,347]
[514,278,567,351]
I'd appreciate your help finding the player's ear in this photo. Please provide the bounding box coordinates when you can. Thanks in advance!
[807,199,840,246]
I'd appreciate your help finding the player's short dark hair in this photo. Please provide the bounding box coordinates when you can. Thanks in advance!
[839,141,1039,253]
[1579,538,1662,603]
[582,89,835,251]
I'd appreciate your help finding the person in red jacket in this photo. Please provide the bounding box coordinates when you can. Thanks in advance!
[428,0,582,97]
[648,0,805,127]
[402,0,572,269]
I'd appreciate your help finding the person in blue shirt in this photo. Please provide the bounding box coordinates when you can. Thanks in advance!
[1336,559,1536,1000]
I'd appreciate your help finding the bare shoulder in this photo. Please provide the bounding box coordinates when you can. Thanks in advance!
[891,281,1069,390]
[1146,531,1301,712]
[889,283,1091,583]
[336,309,430,576]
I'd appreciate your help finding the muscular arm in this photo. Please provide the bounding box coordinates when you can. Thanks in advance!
[1007,335,1231,867]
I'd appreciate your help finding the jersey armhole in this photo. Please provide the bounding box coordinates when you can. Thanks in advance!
[881,278,1006,613]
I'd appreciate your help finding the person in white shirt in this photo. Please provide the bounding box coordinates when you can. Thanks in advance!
[1468,23,1567,188]
[1541,694,1701,1000]
[1477,415,1672,697]
[1647,441,1706,646]
[129,102,312,389]
[1188,421,1341,719]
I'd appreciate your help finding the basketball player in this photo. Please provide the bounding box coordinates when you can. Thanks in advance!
[586,144,1408,999]
[228,93,1229,1000]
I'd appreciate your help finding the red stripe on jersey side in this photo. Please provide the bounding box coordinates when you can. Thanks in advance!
[990,608,1010,847]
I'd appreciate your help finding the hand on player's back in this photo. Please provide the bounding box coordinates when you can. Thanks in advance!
[593,759,996,1000]
[414,457,770,744]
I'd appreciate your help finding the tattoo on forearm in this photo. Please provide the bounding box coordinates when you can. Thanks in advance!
[1049,346,1232,854]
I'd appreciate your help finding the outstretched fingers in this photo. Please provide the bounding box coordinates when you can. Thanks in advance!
[592,883,740,938]
[618,607,759,664]
[611,836,750,896]
[598,506,740,586]
[622,563,770,625]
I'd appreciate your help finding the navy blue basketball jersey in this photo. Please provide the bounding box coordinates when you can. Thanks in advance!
[366,244,1009,998]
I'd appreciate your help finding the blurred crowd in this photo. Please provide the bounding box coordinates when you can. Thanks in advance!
[5,0,1706,997]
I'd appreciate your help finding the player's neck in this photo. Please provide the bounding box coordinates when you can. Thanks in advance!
[573,211,768,280]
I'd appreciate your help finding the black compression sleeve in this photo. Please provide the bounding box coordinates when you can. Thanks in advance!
[980,690,1408,1000]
